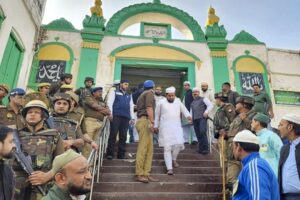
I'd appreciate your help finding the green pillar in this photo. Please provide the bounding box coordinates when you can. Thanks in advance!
[205,23,229,92]
[77,14,105,88]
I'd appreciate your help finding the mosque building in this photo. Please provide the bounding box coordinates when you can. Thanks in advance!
[0,0,299,126]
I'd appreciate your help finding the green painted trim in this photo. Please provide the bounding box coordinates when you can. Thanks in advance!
[211,57,230,92]
[81,14,105,42]
[43,18,79,32]
[106,34,200,43]
[105,3,206,42]
[230,30,265,45]
[76,47,99,88]
[0,9,5,29]
[140,22,171,39]
[110,43,201,61]
[232,54,271,95]
[27,42,74,89]
[0,31,24,89]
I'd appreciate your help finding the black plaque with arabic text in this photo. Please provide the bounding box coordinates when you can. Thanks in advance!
[36,60,66,83]
[239,72,265,95]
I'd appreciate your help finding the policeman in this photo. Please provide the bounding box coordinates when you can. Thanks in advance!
[51,93,85,152]
[14,100,65,200]
[219,96,256,191]
[37,83,51,96]
[66,91,98,151]
[0,88,26,130]
[75,77,94,106]
[49,73,73,96]
[213,92,236,139]
[0,84,10,105]
[82,87,110,158]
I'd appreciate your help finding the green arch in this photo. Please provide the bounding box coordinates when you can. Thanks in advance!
[110,43,201,61]
[27,41,75,89]
[232,54,271,95]
[105,3,206,42]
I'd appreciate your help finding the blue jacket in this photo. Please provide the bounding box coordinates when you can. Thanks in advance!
[112,89,132,119]
[233,152,280,200]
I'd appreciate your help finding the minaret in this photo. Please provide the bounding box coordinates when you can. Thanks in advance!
[153,0,161,4]
[205,6,229,92]
[76,0,106,87]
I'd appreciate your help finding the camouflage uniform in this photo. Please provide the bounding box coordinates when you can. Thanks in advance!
[225,96,256,187]
[51,93,84,152]
[13,100,65,200]
[48,73,72,96]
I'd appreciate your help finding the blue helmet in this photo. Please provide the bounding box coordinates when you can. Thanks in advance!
[143,80,155,89]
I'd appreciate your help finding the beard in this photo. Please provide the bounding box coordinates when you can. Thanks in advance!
[5,151,14,159]
[67,182,91,196]
[167,98,174,103]
[155,92,161,96]
[201,88,208,92]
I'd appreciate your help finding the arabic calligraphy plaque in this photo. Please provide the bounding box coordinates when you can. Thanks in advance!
[239,72,265,94]
[36,60,66,83]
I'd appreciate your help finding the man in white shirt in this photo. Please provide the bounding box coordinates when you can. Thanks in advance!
[154,87,192,175]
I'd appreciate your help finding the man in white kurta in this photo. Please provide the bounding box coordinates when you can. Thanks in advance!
[154,87,192,175]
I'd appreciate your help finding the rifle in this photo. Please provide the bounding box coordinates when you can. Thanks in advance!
[12,132,46,196]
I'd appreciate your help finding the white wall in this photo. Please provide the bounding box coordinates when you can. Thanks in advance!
[41,30,82,86]
[98,36,213,93]
[267,48,300,126]
[0,0,38,88]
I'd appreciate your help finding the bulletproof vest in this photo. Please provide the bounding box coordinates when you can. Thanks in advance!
[16,129,59,171]
[53,117,78,140]
[79,88,92,106]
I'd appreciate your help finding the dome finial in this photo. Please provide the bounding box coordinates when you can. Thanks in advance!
[153,0,161,4]
[206,6,220,26]
[90,0,103,16]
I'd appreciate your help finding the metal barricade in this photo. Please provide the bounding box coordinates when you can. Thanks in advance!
[87,117,110,200]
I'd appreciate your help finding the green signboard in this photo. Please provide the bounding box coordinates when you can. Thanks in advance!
[274,90,300,106]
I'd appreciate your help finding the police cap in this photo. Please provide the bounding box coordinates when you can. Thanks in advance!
[9,88,26,97]
[84,77,94,83]
[37,82,51,88]
[0,84,10,93]
[236,96,255,106]
[91,87,103,94]
[60,73,73,81]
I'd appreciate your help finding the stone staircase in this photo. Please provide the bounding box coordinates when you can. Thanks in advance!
[92,143,223,200]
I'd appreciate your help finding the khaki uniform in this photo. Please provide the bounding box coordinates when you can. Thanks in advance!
[213,103,236,169]
[226,109,256,185]
[82,95,109,157]
[49,82,63,96]
[135,90,155,176]
[0,105,25,130]
[13,126,65,200]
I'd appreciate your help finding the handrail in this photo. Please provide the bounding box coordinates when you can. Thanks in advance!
[88,117,110,200]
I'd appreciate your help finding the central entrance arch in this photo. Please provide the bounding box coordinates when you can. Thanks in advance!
[110,43,199,97]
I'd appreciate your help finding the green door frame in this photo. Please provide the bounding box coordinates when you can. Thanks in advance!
[114,58,196,97]
[232,55,271,95]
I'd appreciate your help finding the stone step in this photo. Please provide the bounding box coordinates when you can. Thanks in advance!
[99,173,222,183]
[92,192,222,200]
[120,147,200,154]
[102,159,220,167]
[101,166,222,174]
[94,182,222,193]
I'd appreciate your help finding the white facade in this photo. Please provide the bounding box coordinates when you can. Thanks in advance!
[0,0,46,87]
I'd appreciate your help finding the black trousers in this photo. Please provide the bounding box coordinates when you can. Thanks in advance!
[106,116,130,158]
[282,193,300,200]
[193,118,208,152]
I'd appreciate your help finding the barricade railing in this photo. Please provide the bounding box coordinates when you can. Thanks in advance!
[87,117,110,200]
